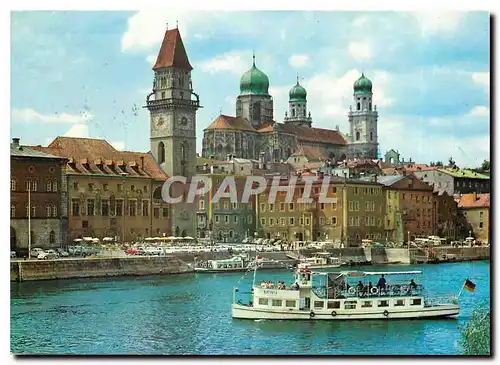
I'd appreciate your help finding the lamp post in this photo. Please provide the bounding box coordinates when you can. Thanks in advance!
[120,172,129,244]
[28,183,31,259]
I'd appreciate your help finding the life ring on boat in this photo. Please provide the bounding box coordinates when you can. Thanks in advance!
[310,311,315,318]
[348,287,356,295]
[383,310,389,317]
[331,311,337,317]
[371,287,379,295]
[401,285,408,292]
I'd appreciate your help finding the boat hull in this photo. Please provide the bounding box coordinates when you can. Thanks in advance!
[231,303,459,320]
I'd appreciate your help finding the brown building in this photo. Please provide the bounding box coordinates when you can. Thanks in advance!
[433,189,460,240]
[10,138,68,253]
[457,193,490,244]
[30,137,172,242]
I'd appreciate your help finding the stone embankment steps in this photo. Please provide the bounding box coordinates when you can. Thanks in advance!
[11,247,489,282]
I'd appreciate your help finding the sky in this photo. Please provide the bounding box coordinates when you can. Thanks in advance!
[10,11,490,168]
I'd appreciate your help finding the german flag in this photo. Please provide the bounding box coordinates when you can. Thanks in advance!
[464,279,476,293]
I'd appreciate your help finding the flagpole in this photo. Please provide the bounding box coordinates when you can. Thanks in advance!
[252,254,258,288]
[457,280,465,300]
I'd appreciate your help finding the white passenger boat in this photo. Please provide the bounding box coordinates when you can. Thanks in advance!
[299,252,342,269]
[232,263,460,320]
[194,255,288,273]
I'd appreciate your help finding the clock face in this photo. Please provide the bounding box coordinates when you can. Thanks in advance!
[178,115,191,130]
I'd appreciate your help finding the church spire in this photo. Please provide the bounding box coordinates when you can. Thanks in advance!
[153,28,193,71]
[252,51,256,66]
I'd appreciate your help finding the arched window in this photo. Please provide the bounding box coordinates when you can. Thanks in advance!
[11,178,16,191]
[52,180,58,192]
[49,230,55,244]
[46,180,52,192]
[158,142,165,164]
[46,205,52,217]
[180,142,187,176]
[52,205,57,217]
[357,102,360,111]
[356,131,360,141]
[370,131,373,141]
[10,205,15,218]
[369,102,372,110]
[31,205,36,217]
[292,108,295,117]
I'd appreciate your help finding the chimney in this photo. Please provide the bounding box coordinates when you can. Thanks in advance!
[140,156,144,170]
[12,138,20,147]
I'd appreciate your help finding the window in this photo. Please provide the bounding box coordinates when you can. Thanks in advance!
[102,200,109,216]
[11,178,17,191]
[332,217,337,225]
[355,201,360,211]
[314,301,324,309]
[88,183,94,192]
[260,218,266,226]
[394,300,405,307]
[320,203,325,210]
[153,207,160,218]
[411,299,422,306]
[349,201,353,211]
[248,216,253,224]
[259,298,268,305]
[361,301,373,308]
[345,301,357,309]
[232,202,238,210]
[117,184,122,192]
[377,219,381,227]
[162,208,168,217]
[269,204,274,212]
[103,183,109,191]
[233,216,238,223]
[349,217,354,226]
[289,217,295,225]
[72,199,80,216]
[46,180,52,192]
[286,300,296,308]
[229,230,234,239]
[365,202,369,211]
[479,222,483,229]
[378,300,389,307]
[280,217,285,226]
[356,217,360,226]
[82,220,89,228]
[272,300,282,307]
[10,205,15,218]
[224,201,229,210]
[260,203,266,212]
[299,217,304,225]
[280,203,285,211]
[199,200,205,210]
[215,215,220,223]
[289,203,295,211]
[73,182,79,190]
[52,180,58,192]
[116,200,123,216]
[129,201,136,216]
[142,201,149,216]
[269,218,275,226]
[224,215,229,224]
[480,211,484,218]
[87,199,95,216]
[49,230,55,244]
[305,218,310,225]
[328,301,340,309]
[332,202,337,210]
[51,205,57,217]
[354,187,359,194]
[320,217,325,225]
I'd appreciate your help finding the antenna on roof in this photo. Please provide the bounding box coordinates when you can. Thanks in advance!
[297,73,299,84]
[252,51,256,66]
[176,20,179,28]
[166,22,168,30]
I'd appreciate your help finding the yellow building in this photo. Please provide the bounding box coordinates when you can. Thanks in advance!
[457,193,490,244]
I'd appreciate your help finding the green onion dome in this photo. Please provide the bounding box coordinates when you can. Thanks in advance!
[239,57,269,95]
[289,79,307,102]
[353,73,373,94]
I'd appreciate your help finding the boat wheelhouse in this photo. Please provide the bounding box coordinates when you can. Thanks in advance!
[232,263,460,320]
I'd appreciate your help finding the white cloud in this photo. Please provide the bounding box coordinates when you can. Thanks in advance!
[471,71,490,88]
[11,108,93,124]
[64,124,89,137]
[467,105,489,117]
[288,54,309,68]
[415,12,462,35]
[199,53,248,75]
[348,42,372,62]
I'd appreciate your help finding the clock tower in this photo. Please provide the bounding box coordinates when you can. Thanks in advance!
[146,26,201,237]
[147,26,200,178]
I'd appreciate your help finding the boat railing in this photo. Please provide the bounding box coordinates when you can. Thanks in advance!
[424,294,459,307]
[325,284,425,299]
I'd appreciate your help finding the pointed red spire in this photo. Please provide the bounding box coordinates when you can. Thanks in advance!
[153,28,193,71]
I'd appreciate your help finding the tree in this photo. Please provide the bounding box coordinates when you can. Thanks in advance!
[435,161,443,167]
[481,160,489,171]
[460,302,490,355]
[430,161,436,167]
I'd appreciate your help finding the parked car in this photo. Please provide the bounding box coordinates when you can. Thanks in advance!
[37,250,58,260]
[125,247,138,255]
[30,248,45,257]
[56,248,69,257]
[10,251,16,259]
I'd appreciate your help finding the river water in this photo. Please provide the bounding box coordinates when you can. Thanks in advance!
[11,261,490,355]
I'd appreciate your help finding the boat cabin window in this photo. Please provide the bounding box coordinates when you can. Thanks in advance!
[272,300,282,307]
[361,301,373,308]
[394,299,405,307]
[345,301,357,310]
[411,298,422,306]
[328,301,340,309]
[286,300,296,308]
[259,298,269,305]
[378,300,389,307]
[314,301,324,309]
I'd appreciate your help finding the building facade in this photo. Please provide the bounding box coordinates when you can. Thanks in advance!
[10,138,68,253]
[457,193,490,244]
[414,168,490,196]
[30,137,172,242]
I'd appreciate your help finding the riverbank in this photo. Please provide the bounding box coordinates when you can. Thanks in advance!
[10,246,489,282]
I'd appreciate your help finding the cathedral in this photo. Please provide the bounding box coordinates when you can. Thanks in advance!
[201,56,380,163]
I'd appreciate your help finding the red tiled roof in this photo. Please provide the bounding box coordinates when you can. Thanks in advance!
[291,146,326,161]
[278,123,347,145]
[153,28,193,71]
[457,193,490,209]
[382,167,401,175]
[405,164,438,172]
[204,114,256,132]
[29,137,167,181]
[347,158,378,168]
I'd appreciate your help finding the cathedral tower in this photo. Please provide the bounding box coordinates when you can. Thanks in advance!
[236,55,273,129]
[347,73,378,159]
[284,77,312,127]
